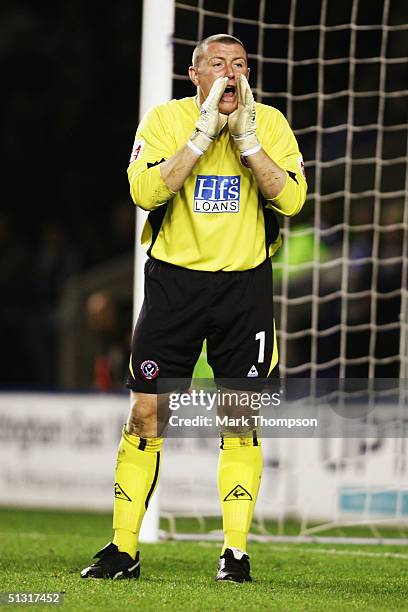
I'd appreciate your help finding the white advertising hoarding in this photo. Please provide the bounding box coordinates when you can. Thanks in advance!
[0,393,406,526]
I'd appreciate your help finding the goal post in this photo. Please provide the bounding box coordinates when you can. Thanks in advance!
[135,0,176,326]
[135,0,175,543]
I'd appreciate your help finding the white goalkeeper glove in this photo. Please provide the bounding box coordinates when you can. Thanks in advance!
[188,76,228,155]
[228,74,261,156]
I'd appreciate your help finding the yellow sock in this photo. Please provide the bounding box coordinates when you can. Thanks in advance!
[112,428,162,559]
[217,431,262,554]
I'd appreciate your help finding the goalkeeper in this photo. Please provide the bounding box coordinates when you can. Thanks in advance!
[81,34,307,583]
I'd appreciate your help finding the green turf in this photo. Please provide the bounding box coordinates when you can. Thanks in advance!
[1,508,408,611]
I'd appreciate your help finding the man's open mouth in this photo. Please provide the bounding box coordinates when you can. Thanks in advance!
[222,85,236,98]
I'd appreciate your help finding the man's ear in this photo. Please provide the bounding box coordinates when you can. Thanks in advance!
[188,66,199,87]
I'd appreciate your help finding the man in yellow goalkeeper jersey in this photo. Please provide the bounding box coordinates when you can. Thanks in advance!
[81,33,307,583]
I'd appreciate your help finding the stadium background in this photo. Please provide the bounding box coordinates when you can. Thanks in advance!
[1,0,406,390]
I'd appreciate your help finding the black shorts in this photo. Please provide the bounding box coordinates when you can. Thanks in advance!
[126,258,279,393]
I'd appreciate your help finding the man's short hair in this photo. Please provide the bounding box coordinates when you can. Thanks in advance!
[192,34,247,67]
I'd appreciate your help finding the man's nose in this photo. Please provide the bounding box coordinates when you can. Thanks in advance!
[225,64,235,79]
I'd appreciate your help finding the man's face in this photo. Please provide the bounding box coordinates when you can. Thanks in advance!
[188,42,249,115]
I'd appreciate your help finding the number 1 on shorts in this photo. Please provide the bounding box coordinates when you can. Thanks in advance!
[255,331,265,363]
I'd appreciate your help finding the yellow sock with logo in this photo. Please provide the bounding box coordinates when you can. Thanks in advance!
[112,428,162,559]
[217,432,262,554]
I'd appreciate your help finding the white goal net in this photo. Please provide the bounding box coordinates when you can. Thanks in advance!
[155,0,408,539]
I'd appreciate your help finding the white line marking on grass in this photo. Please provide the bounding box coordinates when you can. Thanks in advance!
[268,545,408,560]
[168,531,408,546]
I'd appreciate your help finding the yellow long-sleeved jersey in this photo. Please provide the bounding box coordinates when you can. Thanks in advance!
[128,96,307,272]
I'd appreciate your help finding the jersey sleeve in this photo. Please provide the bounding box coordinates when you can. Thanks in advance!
[127,106,177,211]
[260,108,308,217]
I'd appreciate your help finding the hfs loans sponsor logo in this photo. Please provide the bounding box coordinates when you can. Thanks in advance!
[194,175,240,213]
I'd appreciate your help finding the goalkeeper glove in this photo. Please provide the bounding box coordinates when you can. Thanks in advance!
[228,74,261,156]
[188,77,228,155]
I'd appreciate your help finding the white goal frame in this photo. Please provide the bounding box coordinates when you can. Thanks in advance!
[135,0,175,543]
[135,0,408,544]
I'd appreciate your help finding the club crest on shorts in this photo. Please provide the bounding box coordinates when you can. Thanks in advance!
[140,359,160,380]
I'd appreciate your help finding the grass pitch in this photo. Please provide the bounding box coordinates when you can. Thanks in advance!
[1,508,408,611]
